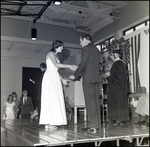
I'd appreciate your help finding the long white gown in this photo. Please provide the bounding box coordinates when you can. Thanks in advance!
[39,53,67,126]
[3,102,15,119]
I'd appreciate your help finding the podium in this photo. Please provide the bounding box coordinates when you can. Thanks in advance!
[63,80,86,124]
[58,54,86,124]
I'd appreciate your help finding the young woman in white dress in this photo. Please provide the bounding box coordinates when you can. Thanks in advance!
[39,40,77,130]
[3,94,16,120]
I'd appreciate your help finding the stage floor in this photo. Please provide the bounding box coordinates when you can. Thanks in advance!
[1,115,149,146]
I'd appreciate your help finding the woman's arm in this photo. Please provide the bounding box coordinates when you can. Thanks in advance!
[59,75,70,86]
[48,52,77,70]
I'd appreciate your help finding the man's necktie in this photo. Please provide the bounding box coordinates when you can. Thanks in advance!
[24,98,27,104]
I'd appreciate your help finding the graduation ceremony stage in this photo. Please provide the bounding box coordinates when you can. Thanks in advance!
[1,114,149,147]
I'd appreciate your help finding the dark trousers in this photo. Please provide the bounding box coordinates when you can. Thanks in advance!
[83,82,101,129]
[38,99,41,118]
[37,90,41,116]
[21,113,31,119]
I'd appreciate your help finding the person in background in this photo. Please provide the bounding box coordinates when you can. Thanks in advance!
[3,94,16,120]
[104,49,130,125]
[39,40,77,130]
[30,107,39,120]
[29,63,47,116]
[69,33,101,133]
[20,90,34,119]
[12,92,20,119]
[143,94,149,127]
[134,92,149,127]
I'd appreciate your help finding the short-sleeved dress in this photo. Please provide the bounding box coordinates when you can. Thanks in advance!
[39,53,67,126]
[3,101,15,119]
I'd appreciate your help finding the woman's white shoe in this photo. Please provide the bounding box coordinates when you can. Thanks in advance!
[45,125,57,130]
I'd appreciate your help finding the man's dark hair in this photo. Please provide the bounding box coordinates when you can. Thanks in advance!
[80,33,92,41]
[40,63,46,69]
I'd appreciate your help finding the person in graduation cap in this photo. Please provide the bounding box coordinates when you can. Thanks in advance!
[104,47,130,125]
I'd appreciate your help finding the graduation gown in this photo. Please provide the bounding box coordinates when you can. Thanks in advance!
[107,59,129,122]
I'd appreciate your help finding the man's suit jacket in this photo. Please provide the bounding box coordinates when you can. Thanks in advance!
[74,43,101,84]
[20,96,34,114]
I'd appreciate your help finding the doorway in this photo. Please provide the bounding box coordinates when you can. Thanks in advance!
[22,67,41,109]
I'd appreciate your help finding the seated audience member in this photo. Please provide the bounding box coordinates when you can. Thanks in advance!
[3,94,16,120]
[143,95,149,127]
[12,92,20,119]
[30,107,39,120]
[20,90,34,119]
[135,93,149,127]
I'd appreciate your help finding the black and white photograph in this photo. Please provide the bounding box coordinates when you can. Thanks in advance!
[1,1,149,146]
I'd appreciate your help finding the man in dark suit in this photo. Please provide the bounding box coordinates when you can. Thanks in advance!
[20,90,34,119]
[69,34,101,133]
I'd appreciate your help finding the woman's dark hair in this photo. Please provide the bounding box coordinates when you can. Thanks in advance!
[40,63,46,68]
[7,94,13,102]
[12,92,17,97]
[50,40,64,52]
[12,92,17,95]
[80,33,92,41]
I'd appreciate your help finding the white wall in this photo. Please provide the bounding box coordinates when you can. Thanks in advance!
[1,17,82,44]
[1,49,46,118]
[1,57,18,109]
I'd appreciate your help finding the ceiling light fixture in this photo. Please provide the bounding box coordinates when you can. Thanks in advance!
[53,1,62,6]
[31,23,37,40]
[31,28,37,40]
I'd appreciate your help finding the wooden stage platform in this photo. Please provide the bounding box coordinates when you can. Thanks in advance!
[1,116,149,146]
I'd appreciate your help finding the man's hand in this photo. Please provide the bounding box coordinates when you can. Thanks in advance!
[62,79,70,87]
[69,75,75,80]
[105,72,110,77]
[29,79,35,84]
[102,72,110,78]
